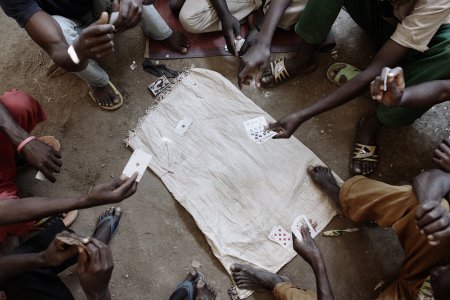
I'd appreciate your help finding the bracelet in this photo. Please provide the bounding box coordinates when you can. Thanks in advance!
[68,45,80,64]
[17,136,36,153]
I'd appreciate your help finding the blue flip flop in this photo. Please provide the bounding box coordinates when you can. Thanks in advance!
[92,207,121,240]
[175,271,204,300]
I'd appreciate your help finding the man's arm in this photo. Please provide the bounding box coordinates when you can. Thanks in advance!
[267,39,409,138]
[238,0,292,87]
[210,0,241,56]
[413,169,450,204]
[0,101,62,182]
[371,67,450,108]
[0,174,138,226]
[24,11,115,72]
[293,226,334,300]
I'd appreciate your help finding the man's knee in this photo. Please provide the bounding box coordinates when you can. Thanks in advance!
[0,90,46,129]
[179,5,210,33]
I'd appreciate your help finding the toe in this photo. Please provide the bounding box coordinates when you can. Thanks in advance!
[351,160,362,175]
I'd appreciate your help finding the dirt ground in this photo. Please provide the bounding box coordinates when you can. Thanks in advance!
[1,8,449,300]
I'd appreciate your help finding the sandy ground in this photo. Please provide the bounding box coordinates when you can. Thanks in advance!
[0,8,449,300]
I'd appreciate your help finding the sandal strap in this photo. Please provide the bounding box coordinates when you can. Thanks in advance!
[271,58,290,83]
[353,143,378,159]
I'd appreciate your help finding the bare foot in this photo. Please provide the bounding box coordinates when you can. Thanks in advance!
[307,166,340,206]
[230,264,289,291]
[89,84,120,108]
[161,31,190,54]
[351,114,382,175]
[260,42,316,88]
[196,279,216,300]
[169,0,186,16]
[92,207,122,244]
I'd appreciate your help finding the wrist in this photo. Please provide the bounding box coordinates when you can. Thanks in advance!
[37,251,51,268]
[310,256,326,272]
[17,136,36,153]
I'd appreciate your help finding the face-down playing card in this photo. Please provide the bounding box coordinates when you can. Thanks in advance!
[243,116,277,144]
[122,149,152,182]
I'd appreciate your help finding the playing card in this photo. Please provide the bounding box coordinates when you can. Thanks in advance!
[148,75,170,96]
[56,236,87,250]
[224,39,246,53]
[243,116,277,144]
[35,171,48,181]
[291,215,317,241]
[268,225,292,249]
[109,12,119,25]
[174,116,193,136]
[122,149,152,182]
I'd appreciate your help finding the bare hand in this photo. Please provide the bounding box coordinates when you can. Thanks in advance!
[266,113,303,139]
[113,0,143,33]
[40,232,87,267]
[86,173,138,206]
[238,41,271,88]
[21,139,62,182]
[77,238,114,299]
[416,201,450,244]
[370,67,405,107]
[73,12,115,62]
[433,138,450,173]
[292,225,322,266]
[221,15,241,57]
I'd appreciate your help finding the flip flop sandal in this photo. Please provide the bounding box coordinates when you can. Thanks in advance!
[92,207,122,240]
[174,271,204,300]
[352,143,378,175]
[327,63,361,87]
[262,57,291,88]
[62,210,78,227]
[88,81,123,111]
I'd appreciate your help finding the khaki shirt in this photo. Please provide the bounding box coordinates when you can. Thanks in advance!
[391,0,450,52]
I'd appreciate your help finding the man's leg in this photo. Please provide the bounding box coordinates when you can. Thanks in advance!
[231,264,316,300]
[263,0,307,30]
[308,166,450,299]
[140,5,190,54]
[178,0,259,33]
[0,90,46,241]
[51,16,119,108]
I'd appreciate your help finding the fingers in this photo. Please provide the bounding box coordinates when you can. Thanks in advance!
[224,32,237,57]
[237,64,252,89]
[233,20,242,40]
[371,75,383,101]
[89,238,112,270]
[112,172,138,200]
[114,0,142,32]
[77,245,90,273]
[255,63,267,88]
[389,67,404,89]
[416,201,438,221]
[300,225,312,240]
[96,12,109,25]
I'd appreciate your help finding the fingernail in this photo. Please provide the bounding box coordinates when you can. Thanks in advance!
[428,235,434,240]
[420,230,425,235]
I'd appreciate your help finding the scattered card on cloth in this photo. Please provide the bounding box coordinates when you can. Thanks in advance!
[174,116,193,136]
[122,149,152,182]
[268,225,292,249]
[243,116,277,144]
[291,215,317,241]
[149,75,170,96]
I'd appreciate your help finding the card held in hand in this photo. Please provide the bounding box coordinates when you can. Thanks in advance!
[291,215,317,241]
[122,149,152,182]
[268,225,292,249]
[243,116,277,144]
[56,236,87,250]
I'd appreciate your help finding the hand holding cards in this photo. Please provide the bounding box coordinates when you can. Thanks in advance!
[243,116,277,144]
[291,215,317,241]
[122,149,152,182]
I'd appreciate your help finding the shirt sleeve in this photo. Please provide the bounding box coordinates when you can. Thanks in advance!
[0,0,41,27]
[390,0,450,52]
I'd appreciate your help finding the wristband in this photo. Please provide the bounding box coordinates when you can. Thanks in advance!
[17,136,36,153]
[68,45,80,64]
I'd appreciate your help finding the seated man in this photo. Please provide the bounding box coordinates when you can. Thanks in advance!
[231,224,334,300]
[1,224,119,299]
[0,0,189,110]
[257,0,450,175]
[171,0,307,57]
[303,165,450,299]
